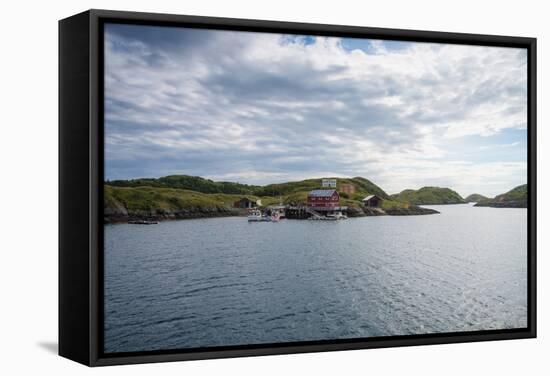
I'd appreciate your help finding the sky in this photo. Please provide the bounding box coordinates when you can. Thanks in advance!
[104,23,528,197]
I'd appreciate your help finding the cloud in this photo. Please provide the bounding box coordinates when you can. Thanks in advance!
[104,24,527,196]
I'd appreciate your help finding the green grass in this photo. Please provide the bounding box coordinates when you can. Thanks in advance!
[496,184,527,201]
[475,184,527,207]
[107,175,390,200]
[106,175,259,195]
[381,199,410,210]
[464,193,488,202]
[390,186,465,205]
[105,175,421,215]
[105,185,258,212]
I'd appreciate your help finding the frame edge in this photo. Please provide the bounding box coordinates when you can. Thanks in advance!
[60,8,537,367]
[59,10,93,367]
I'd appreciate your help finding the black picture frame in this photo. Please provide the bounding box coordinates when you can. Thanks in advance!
[59,9,537,367]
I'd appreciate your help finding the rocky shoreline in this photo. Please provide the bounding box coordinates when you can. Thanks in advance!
[105,204,439,223]
[346,205,439,217]
[104,206,247,224]
[384,206,440,215]
[474,200,527,208]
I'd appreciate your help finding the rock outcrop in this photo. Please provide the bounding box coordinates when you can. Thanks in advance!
[346,205,439,217]
[104,204,245,224]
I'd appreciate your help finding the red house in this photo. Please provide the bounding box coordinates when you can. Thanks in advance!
[307,189,340,208]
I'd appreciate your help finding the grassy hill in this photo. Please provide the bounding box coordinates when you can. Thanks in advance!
[105,175,392,207]
[104,185,260,222]
[105,185,256,212]
[107,175,259,195]
[465,193,488,203]
[390,186,465,205]
[474,184,527,208]
[254,176,389,199]
[107,175,389,199]
[104,175,436,222]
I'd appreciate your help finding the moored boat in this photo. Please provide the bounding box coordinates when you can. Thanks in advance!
[247,209,281,222]
[128,219,159,225]
[247,209,264,222]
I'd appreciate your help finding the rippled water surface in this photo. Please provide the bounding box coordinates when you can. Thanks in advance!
[104,204,527,353]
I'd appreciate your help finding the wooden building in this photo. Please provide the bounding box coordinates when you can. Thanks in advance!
[322,178,337,188]
[362,195,382,208]
[307,189,340,208]
[233,197,262,209]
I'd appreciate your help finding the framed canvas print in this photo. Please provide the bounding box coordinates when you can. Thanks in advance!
[59,9,537,366]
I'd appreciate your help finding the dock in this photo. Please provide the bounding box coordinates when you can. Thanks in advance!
[284,205,348,220]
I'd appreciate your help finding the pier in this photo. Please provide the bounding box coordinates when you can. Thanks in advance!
[283,205,348,219]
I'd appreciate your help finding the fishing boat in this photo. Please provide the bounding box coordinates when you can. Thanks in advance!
[247,209,280,222]
[247,209,264,222]
[247,210,272,222]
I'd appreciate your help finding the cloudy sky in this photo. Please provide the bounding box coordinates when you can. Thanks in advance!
[104,23,527,197]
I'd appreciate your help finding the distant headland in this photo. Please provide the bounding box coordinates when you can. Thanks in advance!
[473,184,527,208]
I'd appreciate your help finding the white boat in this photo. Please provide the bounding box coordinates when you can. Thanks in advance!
[327,212,348,220]
[248,210,276,222]
[128,219,159,225]
[247,209,264,222]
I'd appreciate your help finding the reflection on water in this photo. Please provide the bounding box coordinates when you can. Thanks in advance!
[104,204,527,353]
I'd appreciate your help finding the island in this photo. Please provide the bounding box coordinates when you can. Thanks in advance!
[464,193,488,203]
[104,175,439,223]
[474,184,527,208]
[390,186,466,205]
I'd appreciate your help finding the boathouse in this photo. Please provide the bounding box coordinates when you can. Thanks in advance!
[233,197,262,209]
[307,189,340,208]
[362,195,382,208]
